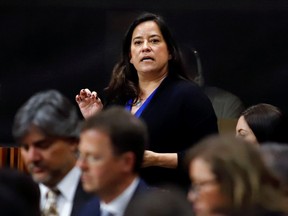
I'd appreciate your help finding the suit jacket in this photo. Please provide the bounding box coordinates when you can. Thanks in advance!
[71,180,94,216]
[78,179,149,216]
[40,171,94,216]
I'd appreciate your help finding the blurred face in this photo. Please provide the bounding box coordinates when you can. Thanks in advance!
[77,129,132,200]
[188,158,230,216]
[236,116,258,145]
[20,127,78,187]
[130,21,171,77]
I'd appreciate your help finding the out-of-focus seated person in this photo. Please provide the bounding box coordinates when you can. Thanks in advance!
[236,103,288,145]
[185,134,288,216]
[180,44,245,120]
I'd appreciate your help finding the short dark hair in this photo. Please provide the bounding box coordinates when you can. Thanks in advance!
[81,106,148,173]
[125,186,193,216]
[0,168,41,216]
[13,89,80,143]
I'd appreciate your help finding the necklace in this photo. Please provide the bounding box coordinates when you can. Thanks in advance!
[133,75,167,107]
[134,98,143,107]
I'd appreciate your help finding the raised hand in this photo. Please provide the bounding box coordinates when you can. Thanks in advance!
[75,88,103,119]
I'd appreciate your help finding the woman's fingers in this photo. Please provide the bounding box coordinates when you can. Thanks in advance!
[75,94,81,103]
[76,89,102,105]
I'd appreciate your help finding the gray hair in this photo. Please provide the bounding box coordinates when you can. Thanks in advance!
[12,89,80,142]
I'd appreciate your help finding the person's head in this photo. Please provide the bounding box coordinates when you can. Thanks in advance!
[260,142,288,190]
[77,106,148,202]
[236,103,286,145]
[106,12,189,103]
[124,186,193,216]
[185,134,281,216]
[0,168,41,216]
[12,89,80,187]
[125,12,185,77]
[179,44,204,86]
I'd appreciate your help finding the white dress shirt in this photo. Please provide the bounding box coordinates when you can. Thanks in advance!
[40,166,82,216]
[100,177,140,216]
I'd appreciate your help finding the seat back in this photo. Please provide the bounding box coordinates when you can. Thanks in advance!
[217,118,237,135]
[0,147,26,172]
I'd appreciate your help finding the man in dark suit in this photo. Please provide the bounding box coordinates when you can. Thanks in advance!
[77,106,150,216]
[12,89,93,216]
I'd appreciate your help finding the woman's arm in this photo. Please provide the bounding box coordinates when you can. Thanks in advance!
[142,150,177,169]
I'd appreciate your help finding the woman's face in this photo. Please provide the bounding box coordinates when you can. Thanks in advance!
[188,158,230,216]
[236,115,258,145]
[130,21,171,77]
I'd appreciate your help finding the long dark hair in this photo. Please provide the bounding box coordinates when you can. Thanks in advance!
[242,103,287,143]
[105,12,189,105]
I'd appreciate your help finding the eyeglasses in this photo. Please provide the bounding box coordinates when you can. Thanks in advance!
[77,152,104,165]
[189,179,217,194]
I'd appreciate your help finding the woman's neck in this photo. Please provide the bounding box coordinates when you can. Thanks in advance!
[138,72,167,99]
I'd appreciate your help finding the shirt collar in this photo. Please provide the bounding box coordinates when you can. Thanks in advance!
[100,177,140,216]
[40,166,81,202]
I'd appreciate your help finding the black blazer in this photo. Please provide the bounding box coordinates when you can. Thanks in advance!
[105,75,218,190]
[139,75,218,189]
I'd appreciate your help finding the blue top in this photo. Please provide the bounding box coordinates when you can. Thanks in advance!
[125,88,158,118]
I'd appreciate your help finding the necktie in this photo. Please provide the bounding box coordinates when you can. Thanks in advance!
[42,188,60,216]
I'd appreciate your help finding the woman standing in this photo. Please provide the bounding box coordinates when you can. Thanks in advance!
[76,12,218,190]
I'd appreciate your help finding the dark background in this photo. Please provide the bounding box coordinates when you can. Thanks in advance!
[1,0,288,145]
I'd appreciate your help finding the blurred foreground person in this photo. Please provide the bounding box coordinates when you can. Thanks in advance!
[77,106,150,216]
[261,142,288,192]
[124,185,194,216]
[185,135,288,216]
[0,168,41,216]
[12,89,93,216]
